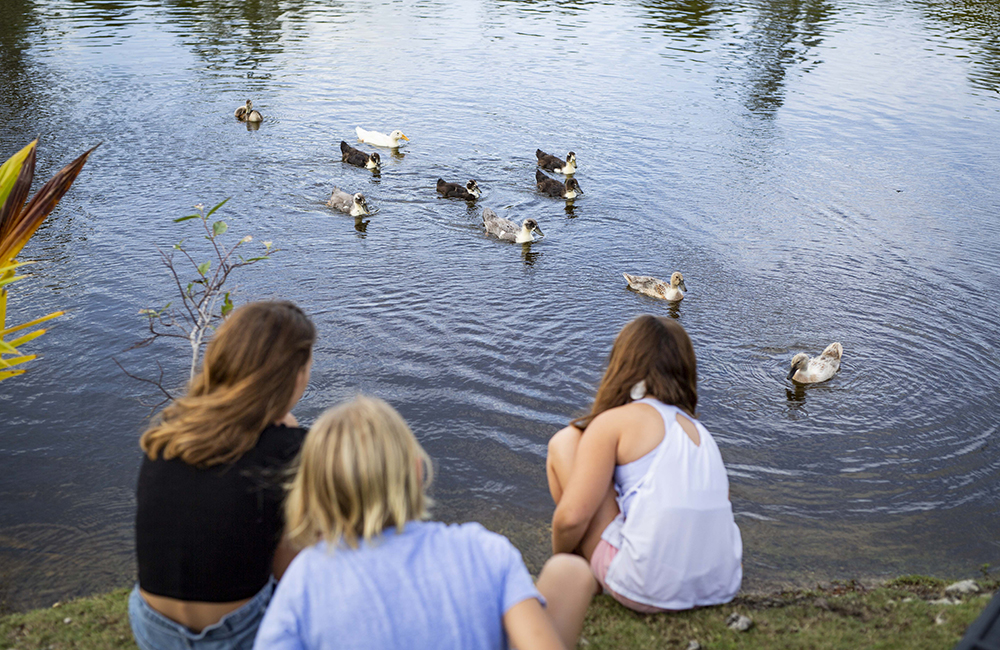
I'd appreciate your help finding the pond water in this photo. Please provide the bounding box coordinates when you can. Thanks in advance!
[2,0,999,612]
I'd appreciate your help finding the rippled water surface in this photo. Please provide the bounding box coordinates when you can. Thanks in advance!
[2,0,999,611]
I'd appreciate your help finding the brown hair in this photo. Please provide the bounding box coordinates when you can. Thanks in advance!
[140,300,316,467]
[571,315,697,430]
[284,395,432,550]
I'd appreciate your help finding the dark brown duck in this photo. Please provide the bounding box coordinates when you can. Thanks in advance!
[341,141,381,170]
[536,169,582,198]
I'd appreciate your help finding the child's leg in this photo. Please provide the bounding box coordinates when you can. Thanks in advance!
[536,554,597,649]
[546,427,619,560]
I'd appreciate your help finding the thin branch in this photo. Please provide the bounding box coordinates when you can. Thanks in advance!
[113,356,174,408]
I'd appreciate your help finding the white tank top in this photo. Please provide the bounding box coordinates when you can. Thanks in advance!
[601,398,743,610]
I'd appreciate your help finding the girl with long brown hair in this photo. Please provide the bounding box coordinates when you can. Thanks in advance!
[129,300,316,650]
[547,315,742,612]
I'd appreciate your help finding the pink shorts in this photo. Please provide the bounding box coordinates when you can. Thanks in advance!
[590,540,671,614]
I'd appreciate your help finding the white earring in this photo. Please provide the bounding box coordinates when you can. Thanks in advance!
[629,380,647,401]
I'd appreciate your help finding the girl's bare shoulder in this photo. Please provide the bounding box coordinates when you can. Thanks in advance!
[589,401,660,430]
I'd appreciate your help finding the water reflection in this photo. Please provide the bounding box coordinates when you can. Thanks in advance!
[914,0,1000,92]
[354,217,369,236]
[159,0,312,71]
[740,0,833,117]
[637,0,720,40]
[666,301,680,319]
[785,383,807,412]
[521,243,540,266]
[0,0,38,120]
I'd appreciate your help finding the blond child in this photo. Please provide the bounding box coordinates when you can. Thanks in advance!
[254,395,595,650]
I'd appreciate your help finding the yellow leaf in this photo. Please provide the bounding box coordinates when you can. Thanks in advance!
[0,353,35,369]
[0,140,36,213]
[6,327,46,348]
[0,310,63,337]
[0,368,27,381]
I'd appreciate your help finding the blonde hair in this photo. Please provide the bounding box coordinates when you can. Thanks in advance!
[284,395,433,550]
[140,301,316,467]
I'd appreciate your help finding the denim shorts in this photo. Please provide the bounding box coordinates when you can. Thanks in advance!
[128,578,275,650]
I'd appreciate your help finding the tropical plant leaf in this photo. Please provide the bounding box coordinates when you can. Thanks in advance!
[0,368,27,381]
[6,327,47,348]
[206,197,229,218]
[0,273,27,289]
[0,141,37,244]
[0,339,18,354]
[0,309,63,336]
[0,260,34,275]
[0,143,99,264]
[0,353,36,369]
[0,140,35,223]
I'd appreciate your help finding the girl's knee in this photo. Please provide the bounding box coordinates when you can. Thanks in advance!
[542,553,596,592]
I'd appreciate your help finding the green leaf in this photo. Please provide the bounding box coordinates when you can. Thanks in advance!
[197,261,210,276]
[243,256,270,262]
[206,198,229,218]
[173,214,200,223]
[212,221,228,236]
[221,292,233,317]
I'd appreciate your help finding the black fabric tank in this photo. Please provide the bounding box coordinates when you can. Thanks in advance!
[135,424,306,602]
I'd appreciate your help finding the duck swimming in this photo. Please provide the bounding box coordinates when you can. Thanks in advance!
[622,271,687,301]
[536,149,577,175]
[356,127,409,148]
[482,208,544,243]
[326,189,372,217]
[787,343,843,383]
[536,169,582,199]
[234,99,262,123]
[437,179,481,200]
[341,141,381,171]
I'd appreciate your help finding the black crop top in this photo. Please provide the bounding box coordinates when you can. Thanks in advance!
[135,424,306,602]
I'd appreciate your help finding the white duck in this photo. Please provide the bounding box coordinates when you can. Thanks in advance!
[355,127,409,148]
[482,208,544,243]
[326,189,372,217]
[787,343,843,383]
[234,99,262,123]
[622,271,686,301]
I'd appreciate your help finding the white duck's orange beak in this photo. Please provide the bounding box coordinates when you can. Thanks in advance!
[401,134,410,141]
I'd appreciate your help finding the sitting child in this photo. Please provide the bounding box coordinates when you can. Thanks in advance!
[547,315,742,612]
[254,395,595,650]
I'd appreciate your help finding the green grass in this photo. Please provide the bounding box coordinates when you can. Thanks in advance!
[1,578,995,649]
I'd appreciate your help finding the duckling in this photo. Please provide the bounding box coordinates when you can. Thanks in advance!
[356,127,409,148]
[536,169,582,199]
[326,189,372,217]
[787,343,843,383]
[234,99,262,122]
[437,178,481,200]
[482,208,544,243]
[536,149,577,175]
[341,141,381,170]
[622,271,687,301]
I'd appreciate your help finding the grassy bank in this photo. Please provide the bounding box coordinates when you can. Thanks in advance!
[1,577,995,649]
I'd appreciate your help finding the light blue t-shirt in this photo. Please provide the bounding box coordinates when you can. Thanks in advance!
[253,521,543,650]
